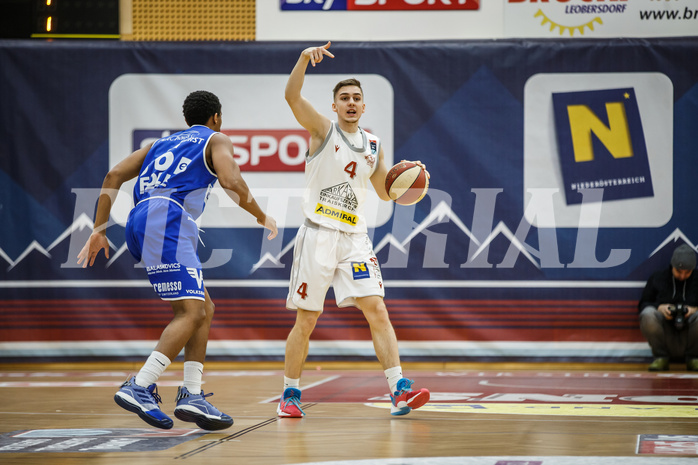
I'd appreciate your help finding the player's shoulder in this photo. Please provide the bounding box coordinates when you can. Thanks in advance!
[360,126,379,138]
[360,127,380,145]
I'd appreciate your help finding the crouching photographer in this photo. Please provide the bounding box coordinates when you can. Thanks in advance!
[638,244,698,371]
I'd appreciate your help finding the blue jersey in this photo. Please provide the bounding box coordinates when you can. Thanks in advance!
[134,125,218,220]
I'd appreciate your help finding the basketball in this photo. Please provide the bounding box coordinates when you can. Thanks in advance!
[385,161,429,206]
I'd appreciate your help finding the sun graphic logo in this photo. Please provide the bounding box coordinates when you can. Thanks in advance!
[507,0,629,38]
[534,8,603,37]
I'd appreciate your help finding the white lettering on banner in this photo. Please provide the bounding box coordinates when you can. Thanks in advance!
[279,134,308,165]
[283,0,478,10]
[61,186,642,270]
[286,0,335,10]
[226,130,308,171]
[508,0,627,3]
[355,0,472,6]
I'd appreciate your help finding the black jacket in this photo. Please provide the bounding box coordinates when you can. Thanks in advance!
[638,266,698,312]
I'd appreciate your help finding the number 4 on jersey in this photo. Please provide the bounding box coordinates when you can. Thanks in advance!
[296,282,308,300]
[344,161,357,179]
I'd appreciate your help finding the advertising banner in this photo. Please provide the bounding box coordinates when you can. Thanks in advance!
[280,0,480,11]
[504,0,698,38]
[1,39,697,361]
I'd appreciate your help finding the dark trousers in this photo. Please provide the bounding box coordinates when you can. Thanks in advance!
[639,307,698,360]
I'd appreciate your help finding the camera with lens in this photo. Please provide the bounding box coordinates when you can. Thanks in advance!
[668,303,688,330]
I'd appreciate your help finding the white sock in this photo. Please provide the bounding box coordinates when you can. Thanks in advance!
[182,361,204,394]
[385,366,403,394]
[284,376,300,391]
[135,351,171,387]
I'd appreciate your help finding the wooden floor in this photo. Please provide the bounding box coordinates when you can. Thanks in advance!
[1,362,697,465]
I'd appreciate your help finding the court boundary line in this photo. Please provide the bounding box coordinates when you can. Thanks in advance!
[174,405,318,460]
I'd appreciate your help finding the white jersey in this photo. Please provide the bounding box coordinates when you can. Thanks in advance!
[301,121,380,233]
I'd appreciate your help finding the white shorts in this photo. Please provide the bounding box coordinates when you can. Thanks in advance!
[286,222,385,312]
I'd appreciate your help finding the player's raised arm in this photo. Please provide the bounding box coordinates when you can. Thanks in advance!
[285,42,335,142]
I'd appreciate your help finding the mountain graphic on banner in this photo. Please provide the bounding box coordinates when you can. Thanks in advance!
[469,221,540,269]
[247,201,539,273]
[374,233,406,254]
[2,211,696,278]
[649,228,697,258]
[627,228,697,281]
[399,201,480,247]
[2,212,115,271]
[250,239,295,273]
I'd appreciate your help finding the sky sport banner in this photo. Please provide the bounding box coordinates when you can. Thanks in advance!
[280,0,480,11]
[1,39,697,361]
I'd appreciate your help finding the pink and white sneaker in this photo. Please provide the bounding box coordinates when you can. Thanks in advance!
[277,387,305,418]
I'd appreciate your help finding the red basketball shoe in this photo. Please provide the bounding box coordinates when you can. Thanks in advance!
[390,378,430,416]
[277,387,305,418]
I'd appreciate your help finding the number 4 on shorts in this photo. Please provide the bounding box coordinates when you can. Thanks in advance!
[296,282,308,300]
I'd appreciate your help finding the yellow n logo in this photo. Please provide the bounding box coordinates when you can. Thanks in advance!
[353,263,367,273]
[566,101,633,162]
[552,87,654,206]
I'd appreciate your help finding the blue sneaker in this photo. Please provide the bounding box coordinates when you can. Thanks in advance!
[174,386,234,431]
[277,387,305,418]
[390,378,430,416]
[114,376,173,429]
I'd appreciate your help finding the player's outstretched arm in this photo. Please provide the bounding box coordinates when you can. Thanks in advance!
[209,133,278,240]
[77,144,151,267]
[285,41,334,141]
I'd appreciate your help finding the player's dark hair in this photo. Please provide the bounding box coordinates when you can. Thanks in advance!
[333,78,363,100]
[182,90,222,126]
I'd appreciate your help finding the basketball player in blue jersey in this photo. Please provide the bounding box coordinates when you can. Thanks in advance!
[277,42,430,418]
[78,90,278,430]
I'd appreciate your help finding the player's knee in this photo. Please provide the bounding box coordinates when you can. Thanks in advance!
[189,306,208,327]
[362,304,391,327]
[205,299,215,319]
[175,301,209,327]
[295,309,319,334]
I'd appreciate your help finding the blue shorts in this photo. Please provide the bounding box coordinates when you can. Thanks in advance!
[125,197,205,301]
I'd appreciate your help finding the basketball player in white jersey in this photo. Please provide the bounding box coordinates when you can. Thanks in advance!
[278,42,430,418]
